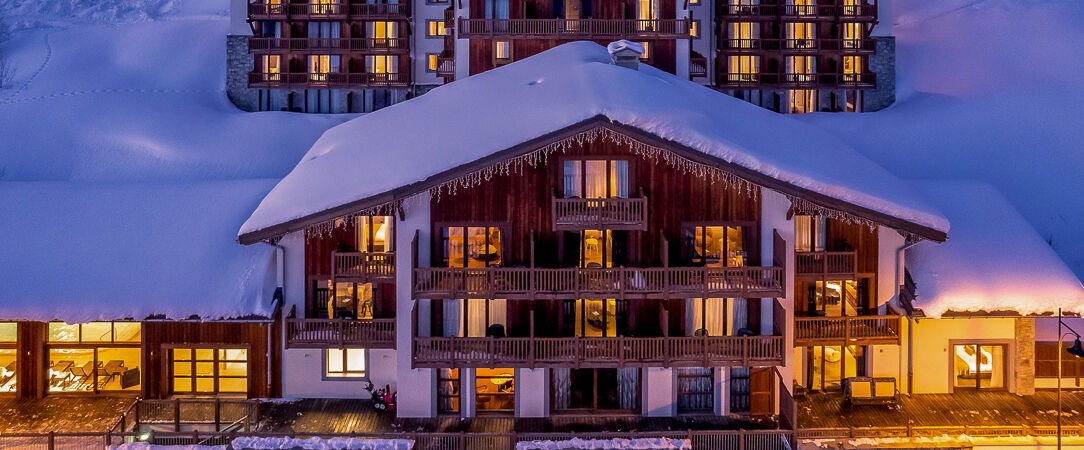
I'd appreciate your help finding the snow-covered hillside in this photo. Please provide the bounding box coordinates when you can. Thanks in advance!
[801,0,1084,280]
[0,2,345,319]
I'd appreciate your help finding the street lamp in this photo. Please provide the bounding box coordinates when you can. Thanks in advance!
[1058,308,1084,450]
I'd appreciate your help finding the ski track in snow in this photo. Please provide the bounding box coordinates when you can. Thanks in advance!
[6,31,53,101]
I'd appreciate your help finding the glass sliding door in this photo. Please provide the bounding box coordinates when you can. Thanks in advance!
[953,344,1006,390]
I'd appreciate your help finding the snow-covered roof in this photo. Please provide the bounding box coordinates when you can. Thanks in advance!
[0,180,279,322]
[907,181,1084,318]
[239,41,948,242]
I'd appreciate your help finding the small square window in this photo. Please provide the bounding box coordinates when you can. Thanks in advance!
[427,20,447,38]
[495,41,512,61]
[326,348,367,378]
[689,0,699,4]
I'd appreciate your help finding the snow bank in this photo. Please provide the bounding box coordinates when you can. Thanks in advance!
[906,181,1084,317]
[0,180,279,322]
[800,0,1084,280]
[0,0,226,34]
[516,437,691,449]
[110,443,225,450]
[231,436,413,449]
[240,41,948,238]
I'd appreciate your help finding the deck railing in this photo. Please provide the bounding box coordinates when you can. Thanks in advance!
[799,424,1084,441]
[720,3,877,19]
[332,251,395,281]
[795,251,857,276]
[248,37,408,53]
[413,265,784,300]
[0,429,796,450]
[286,317,396,349]
[413,335,784,368]
[436,55,455,78]
[794,315,901,344]
[247,2,410,19]
[690,56,708,78]
[458,18,691,38]
[552,195,648,231]
[248,71,410,88]
[718,38,876,52]
[717,72,876,89]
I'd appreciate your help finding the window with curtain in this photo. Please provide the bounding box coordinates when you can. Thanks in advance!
[476,368,515,412]
[357,216,393,252]
[728,55,759,81]
[485,0,510,19]
[261,55,281,80]
[443,299,507,337]
[687,298,726,336]
[677,368,713,412]
[369,21,397,48]
[427,20,447,37]
[688,225,747,267]
[786,22,815,49]
[308,21,340,38]
[794,215,826,252]
[843,56,863,82]
[366,55,398,74]
[729,22,758,48]
[495,41,512,60]
[309,55,340,80]
[438,368,460,413]
[310,0,336,15]
[443,226,502,268]
[553,368,639,411]
[562,159,629,198]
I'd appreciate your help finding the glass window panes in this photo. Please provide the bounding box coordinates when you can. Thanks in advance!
[476,368,515,412]
[427,20,446,37]
[326,348,367,378]
[495,41,511,60]
[0,323,16,343]
[171,347,248,395]
[444,226,502,268]
[563,159,630,199]
[0,349,16,392]
[357,216,393,253]
[48,322,141,343]
[438,368,460,413]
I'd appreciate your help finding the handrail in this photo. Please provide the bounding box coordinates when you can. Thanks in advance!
[794,250,857,275]
[794,315,901,343]
[412,334,784,368]
[552,195,648,231]
[331,251,395,281]
[458,17,691,38]
[412,265,785,300]
[247,1,410,18]
[718,37,877,52]
[286,317,396,349]
[248,37,409,52]
[247,71,410,88]
[719,3,877,18]
[717,72,876,88]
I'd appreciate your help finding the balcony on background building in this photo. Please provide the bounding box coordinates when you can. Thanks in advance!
[719,3,877,21]
[794,250,857,278]
[247,1,410,20]
[248,37,409,54]
[284,306,396,349]
[552,194,648,231]
[247,71,410,89]
[794,315,902,346]
[458,18,691,39]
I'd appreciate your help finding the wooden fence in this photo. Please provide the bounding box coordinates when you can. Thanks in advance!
[286,317,396,349]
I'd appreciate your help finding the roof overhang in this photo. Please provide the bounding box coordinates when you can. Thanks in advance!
[239,115,948,245]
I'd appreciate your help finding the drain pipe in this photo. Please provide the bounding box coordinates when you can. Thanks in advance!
[260,239,286,397]
[894,239,922,396]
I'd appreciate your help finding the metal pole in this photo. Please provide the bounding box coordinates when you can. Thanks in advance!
[1059,307,1063,450]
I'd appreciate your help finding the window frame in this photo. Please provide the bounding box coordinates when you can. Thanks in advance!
[437,368,461,414]
[559,157,634,199]
[323,348,369,380]
[494,40,513,64]
[438,223,508,268]
[475,367,516,414]
[166,344,250,396]
[426,19,448,38]
[682,222,756,267]
[426,53,440,72]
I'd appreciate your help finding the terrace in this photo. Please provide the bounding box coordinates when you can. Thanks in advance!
[458,18,691,39]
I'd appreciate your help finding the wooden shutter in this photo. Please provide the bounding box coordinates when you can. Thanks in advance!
[749,368,775,416]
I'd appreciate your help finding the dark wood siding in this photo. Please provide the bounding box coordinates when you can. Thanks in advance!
[827,219,878,276]
[141,321,273,399]
[16,322,46,399]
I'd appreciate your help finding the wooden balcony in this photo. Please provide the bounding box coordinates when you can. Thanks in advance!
[690,56,708,78]
[552,195,648,231]
[718,38,876,54]
[795,251,857,277]
[247,2,410,20]
[436,54,455,79]
[286,317,396,349]
[794,315,901,346]
[458,18,691,39]
[247,71,410,89]
[412,265,785,300]
[331,251,395,282]
[716,72,876,89]
[413,334,784,368]
[248,37,408,54]
[719,3,877,21]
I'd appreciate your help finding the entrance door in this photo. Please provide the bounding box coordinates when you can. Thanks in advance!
[953,344,1006,390]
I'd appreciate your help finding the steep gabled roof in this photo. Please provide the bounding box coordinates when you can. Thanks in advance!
[907,181,1084,318]
[239,41,949,244]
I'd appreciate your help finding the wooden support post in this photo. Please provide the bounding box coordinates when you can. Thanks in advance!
[214,398,222,432]
[173,398,181,432]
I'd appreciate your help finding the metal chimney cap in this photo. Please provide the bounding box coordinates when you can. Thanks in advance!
[607,40,644,70]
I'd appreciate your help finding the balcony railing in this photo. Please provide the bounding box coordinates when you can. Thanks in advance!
[552,195,648,231]
[458,18,691,39]
[247,2,410,20]
[717,72,876,89]
[413,265,784,300]
[690,56,708,78]
[720,3,877,20]
[718,38,876,53]
[436,55,455,79]
[794,315,901,345]
[248,37,408,53]
[247,71,410,88]
[795,250,857,277]
[286,317,396,349]
[332,251,395,281]
[413,334,784,368]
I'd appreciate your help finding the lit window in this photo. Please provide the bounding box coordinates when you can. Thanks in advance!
[428,54,439,71]
[357,216,393,252]
[688,225,746,267]
[476,368,515,412]
[639,42,650,60]
[0,323,15,343]
[495,41,511,60]
[794,215,827,252]
[438,368,460,413]
[562,159,630,199]
[427,20,447,37]
[443,226,502,268]
[690,21,698,38]
[728,55,759,81]
[0,323,16,394]
[48,322,141,343]
[326,348,367,378]
[370,21,397,40]
[171,348,248,394]
[366,55,398,74]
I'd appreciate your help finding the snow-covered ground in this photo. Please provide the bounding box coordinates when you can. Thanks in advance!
[801,0,1084,280]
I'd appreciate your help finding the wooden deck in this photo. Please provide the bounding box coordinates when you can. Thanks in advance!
[0,396,134,433]
[258,399,777,434]
[799,390,1084,429]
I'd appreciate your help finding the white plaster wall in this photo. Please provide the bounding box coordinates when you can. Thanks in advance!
[413,0,447,87]
[714,368,727,415]
[229,0,252,36]
[673,0,690,80]
[281,230,306,315]
[454,2,471,81]
[688,0,712,85]
[760,189,794,391]
[282,348,397,398]
[871,0,893,37]
[876,226,905,310]
[910,317,1018,394]
[642,368,675,417]
[517,369,548,417]
[396,195,436,417]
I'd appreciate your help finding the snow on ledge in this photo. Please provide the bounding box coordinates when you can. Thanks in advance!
[907,181,1084,317]
[516,437,691,449]
[231,437,413,449]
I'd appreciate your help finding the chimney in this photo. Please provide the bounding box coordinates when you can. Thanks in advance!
[607,40,645,71]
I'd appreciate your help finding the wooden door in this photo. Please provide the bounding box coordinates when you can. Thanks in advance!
[749,368,775,416]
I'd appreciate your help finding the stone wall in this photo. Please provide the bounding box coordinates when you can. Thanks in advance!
[1016,317,1036,395]
[226,34,258,112]
[866,36,896,112]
